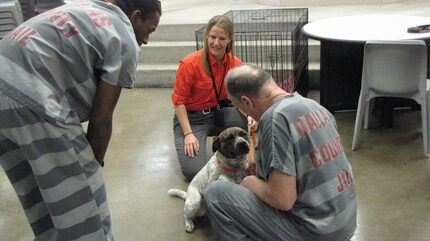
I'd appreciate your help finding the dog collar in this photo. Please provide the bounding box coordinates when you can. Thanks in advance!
[216,159,242,173]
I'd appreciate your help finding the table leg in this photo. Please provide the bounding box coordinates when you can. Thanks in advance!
[319,41,364,112]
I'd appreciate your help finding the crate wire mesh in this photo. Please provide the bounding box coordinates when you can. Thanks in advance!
[196,8,309,96]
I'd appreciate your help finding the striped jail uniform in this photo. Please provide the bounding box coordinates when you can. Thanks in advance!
[0,0,140,240]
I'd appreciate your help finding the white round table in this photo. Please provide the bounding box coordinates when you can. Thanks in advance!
[302,15,430,116]
[303,15,430,43]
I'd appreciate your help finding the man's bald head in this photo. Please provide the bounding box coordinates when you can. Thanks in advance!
[226,63,273,101]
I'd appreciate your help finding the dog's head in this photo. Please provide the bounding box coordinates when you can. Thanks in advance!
[212,127,250,162]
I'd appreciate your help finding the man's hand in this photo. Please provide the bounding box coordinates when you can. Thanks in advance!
[240,175,259,188]
[98,160,105,167]
[240,170,297,211]
[247,116,258,132]
[247,158,256,175]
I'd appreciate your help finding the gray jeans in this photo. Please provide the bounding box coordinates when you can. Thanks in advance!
[173,110,216,181]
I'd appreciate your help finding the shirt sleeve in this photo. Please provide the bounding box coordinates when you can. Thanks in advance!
[258,112,297,180]
[172,60,194,105]
[95,20,139,88]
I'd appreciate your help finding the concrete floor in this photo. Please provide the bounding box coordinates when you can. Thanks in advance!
[2,1,430,240]
[1,88,430,241]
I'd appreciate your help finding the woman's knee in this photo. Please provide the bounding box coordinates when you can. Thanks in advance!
[178,154,207,181]
[182,169,197,181]
[180,161,203,181]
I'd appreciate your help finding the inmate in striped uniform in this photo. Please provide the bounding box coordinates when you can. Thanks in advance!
[205,93,357,241]
[0,0,140,240]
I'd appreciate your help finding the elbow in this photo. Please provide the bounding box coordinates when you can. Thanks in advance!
[272,192,297,211]
[276,200,294,211]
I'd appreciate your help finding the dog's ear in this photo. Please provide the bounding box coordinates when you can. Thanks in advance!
[212,136,220,152]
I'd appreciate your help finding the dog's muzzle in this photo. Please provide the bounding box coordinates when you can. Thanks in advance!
[235,137,250,155]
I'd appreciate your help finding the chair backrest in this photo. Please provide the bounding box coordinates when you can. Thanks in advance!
[0,0,23,39]
[361,40,427,98]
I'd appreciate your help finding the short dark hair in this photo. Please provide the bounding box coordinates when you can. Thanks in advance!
[226,63,273,100]
[114,0,162,19]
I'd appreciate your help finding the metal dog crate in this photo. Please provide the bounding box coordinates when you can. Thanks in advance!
[196,8,309,96]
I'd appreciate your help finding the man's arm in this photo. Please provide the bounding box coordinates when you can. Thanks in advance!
[86,80,122,166]
[241,169,297,211]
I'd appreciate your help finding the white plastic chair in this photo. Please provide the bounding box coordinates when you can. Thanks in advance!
[351,40,429,157]
[0,0,23,39]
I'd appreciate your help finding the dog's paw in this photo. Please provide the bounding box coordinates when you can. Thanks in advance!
[185,220,195,233]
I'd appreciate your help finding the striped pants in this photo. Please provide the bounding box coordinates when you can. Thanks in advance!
[0,93,114,241]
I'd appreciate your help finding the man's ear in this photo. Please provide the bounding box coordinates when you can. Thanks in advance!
[240,96,253,108]
[130,10,142,23]
[212,136,220,153]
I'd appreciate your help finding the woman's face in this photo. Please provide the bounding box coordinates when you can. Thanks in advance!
[207,25,231,62]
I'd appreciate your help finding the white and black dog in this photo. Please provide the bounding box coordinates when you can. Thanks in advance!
[168,127,250,233]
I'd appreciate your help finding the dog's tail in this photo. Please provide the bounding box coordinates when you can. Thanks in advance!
[167,189,187,200]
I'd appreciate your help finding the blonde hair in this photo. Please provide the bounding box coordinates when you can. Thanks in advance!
[202,15,235,76]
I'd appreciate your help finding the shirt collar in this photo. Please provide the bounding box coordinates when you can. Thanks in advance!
[208,50,230,68]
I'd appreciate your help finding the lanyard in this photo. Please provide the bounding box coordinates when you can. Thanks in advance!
[249,130,257,162]
[207,55,228,105]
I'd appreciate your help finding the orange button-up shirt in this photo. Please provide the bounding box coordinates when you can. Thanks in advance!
[171,50,242,111]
